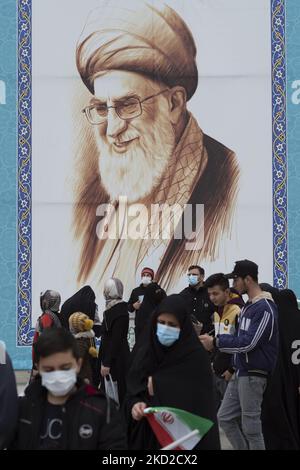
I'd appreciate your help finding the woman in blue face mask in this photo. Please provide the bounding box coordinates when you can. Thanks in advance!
[125,294,220,450]
[156,313,181,347]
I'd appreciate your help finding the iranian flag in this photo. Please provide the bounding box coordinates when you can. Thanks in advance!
[144,407,213,450]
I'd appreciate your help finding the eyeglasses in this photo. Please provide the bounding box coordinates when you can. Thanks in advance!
[82,89,169,125]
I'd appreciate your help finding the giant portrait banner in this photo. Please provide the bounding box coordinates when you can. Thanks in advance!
[0,0,299,368]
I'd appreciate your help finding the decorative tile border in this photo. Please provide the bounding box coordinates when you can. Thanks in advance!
[271,0,288,289]
[16,0,288,344]
[286,0,300,297]
[17,0,33,345]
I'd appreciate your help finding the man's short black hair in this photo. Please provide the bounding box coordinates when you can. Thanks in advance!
[34,328,80,363]
[188,265,204,276]
[205,273,229,291]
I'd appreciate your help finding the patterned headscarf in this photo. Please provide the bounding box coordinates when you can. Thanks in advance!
[103,278,124,311]
[40,290,61,313]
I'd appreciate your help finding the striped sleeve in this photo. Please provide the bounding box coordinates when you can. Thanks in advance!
[217,301,275,354]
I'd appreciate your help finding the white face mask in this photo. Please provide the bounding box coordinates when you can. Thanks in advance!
[40,369,77,397]
[141,276,152,285]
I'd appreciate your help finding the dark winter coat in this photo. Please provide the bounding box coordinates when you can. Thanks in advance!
[8,378,127,450]
[180,285,214,333]
[97,301,130,404]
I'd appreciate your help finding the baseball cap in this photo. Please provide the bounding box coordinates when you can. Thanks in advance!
[225,260,258,279]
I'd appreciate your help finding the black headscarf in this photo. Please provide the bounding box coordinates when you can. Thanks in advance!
[134,283,166,342]
[259,283,280,305]
[60,286,96,329]
[262,289,300,449]
[145,294,204,371]
[278,289,299,312]
[126,294,220,450]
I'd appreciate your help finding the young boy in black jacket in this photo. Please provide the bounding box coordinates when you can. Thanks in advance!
[9,329,127,450]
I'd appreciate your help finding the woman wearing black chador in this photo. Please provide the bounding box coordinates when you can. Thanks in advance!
[125,294,220,450]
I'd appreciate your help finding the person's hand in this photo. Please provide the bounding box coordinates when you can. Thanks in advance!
[193,321,203,336]
[199,334,214,352]
[133,301,141,310]
[222,370,233,382]
[132,402,147,421]
[147,376,154,396]
[101,365,110,377]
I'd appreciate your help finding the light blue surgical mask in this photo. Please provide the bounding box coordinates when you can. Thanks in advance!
[188,274,199,286]
[156,323,180,347]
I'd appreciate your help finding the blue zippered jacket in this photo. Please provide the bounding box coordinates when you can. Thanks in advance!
[215,292,278,376]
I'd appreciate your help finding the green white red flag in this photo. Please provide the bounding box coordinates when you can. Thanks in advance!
[144,406,213,450]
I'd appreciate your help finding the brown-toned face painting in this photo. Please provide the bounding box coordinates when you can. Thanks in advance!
[73,0,239,292]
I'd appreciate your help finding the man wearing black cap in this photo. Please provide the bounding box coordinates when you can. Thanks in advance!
[200,259,278,450]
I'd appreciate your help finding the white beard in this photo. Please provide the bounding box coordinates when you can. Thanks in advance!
[95,107,176,203]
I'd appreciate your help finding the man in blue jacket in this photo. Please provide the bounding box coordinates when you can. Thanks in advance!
[200,260,278,450]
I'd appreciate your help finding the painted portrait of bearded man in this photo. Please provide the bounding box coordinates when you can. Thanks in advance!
[73,0,239,291]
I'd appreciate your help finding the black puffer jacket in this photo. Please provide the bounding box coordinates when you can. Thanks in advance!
[9,378,127,450]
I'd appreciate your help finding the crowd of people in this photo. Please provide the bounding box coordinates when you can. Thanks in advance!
[1,259,300,450]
